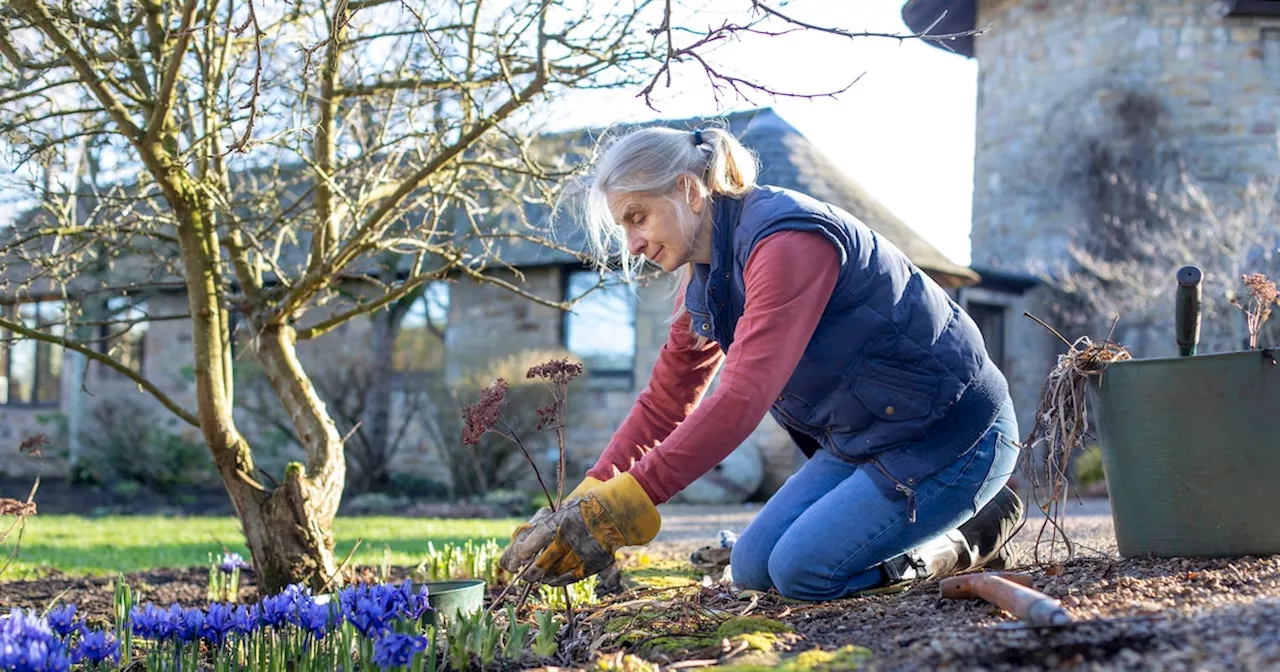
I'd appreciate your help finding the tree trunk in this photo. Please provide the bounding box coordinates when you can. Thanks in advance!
[173,187,345,594]
[361,307,399,491]
[248,324,346,592]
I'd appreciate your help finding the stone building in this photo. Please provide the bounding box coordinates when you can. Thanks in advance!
[0,107,992,504]
[902,0,1280,439]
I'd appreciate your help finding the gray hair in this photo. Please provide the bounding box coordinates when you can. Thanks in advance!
[564,125,760,282]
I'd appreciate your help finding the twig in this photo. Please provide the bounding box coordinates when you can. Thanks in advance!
[319,537,364,594]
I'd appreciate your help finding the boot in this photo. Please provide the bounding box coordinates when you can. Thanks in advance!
[874,485,1026,587]
[955,484,1025,571]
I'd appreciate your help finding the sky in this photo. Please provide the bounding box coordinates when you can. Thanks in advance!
[534,0,980,265]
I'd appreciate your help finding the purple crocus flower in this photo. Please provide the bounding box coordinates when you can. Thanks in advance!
[258,591,294,629]
[199,603,237,646]
[371,633,427,669]
[346,596,395,640]
[299,602,334,640]
[72,629,120,666]
[44,605,80,639]
[218,553,247,573]
[177,608,204,643]
[231,605,258,636]
[0,608,72,672]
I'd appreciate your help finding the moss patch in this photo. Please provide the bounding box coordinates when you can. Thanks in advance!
[638,635,712,656]
[716,616,793,638]
[605,614,797,658]
[720,645,874,671]
[624,558,701,589]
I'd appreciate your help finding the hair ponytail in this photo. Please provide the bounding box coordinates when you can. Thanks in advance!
[699,127,758,198]
[563,123,760,284]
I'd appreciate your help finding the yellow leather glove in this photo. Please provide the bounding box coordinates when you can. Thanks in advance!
[499,476,602,573]
[499,472,660,586]
[565,476,604,502]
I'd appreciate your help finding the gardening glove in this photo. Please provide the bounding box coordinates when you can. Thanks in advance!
[499,476,603,573]
[565,475,604,501]
[499,472,661,586]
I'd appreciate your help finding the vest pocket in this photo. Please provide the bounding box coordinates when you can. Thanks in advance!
[852,358,937,421]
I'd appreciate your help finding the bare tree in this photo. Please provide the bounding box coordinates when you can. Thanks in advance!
[0,0,973,592]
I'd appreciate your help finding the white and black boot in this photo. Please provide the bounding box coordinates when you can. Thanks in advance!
[874,485,1026,588]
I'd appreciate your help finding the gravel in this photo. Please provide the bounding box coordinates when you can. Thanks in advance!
[639,496,1280,670]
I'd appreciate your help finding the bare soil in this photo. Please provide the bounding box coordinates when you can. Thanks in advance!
[633,497,1280,671]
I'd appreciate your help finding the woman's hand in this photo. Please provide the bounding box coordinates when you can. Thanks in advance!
[499,473,661,586]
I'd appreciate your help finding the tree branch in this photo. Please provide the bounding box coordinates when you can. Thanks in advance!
[333,68,535,97]
[145,0,199,145]
[296,262,455,340]
[276,71,550,321]
[0,315,201,428]
[11,0,144,142]
[749,1,982,44]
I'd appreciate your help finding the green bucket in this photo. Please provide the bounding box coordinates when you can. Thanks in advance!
[424,580,486,624]
[1088,348,1280,558]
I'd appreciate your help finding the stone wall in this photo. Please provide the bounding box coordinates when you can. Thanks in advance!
[0,292,201,480]
[968,0,1280,437]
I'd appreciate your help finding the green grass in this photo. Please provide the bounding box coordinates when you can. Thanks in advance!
[0,515,523,580]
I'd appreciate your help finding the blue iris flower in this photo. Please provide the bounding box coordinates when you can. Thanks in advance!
[371,633,428,669]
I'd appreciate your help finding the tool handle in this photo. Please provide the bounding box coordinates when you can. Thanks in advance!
[1176,265,1203,357]
[971,575,1073,627]
[939,572,1033,598]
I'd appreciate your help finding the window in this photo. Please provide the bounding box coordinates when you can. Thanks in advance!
[563,268,636,376]
[393,282,450,373]
[2,300,66,406]
[966,301,1006,372]
[99,297,148,378]
[1224,0,1280,17]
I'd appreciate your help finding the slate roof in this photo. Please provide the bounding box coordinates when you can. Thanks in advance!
[508,106,979,287]
[900,0,977,58]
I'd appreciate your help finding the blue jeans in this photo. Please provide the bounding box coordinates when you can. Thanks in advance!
[730,398,1021,601]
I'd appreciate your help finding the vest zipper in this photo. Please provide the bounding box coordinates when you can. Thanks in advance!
[869,458,917,524]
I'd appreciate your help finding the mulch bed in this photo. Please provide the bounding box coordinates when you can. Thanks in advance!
[3,553,1280,670]
[687,554,1280,671]
[0,567,250,624]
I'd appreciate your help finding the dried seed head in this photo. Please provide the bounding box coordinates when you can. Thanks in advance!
[0,498,36,517]
[535,404,558,431]
[462,378,510,446]
[526,358,584,385]
[17,434,48,457]
[1242,273,1279,307]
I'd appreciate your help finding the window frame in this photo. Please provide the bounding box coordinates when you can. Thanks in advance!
[392,280,451,379]
[560,264,638,385]
[1,299,67,408]
[1224,0,1280,17]
[97,297,148,379]
[956,287,1016,375]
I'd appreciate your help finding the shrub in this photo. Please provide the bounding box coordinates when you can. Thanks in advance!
[74,396,216,493]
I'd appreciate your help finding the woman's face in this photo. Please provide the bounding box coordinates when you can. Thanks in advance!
[607,175,707,273]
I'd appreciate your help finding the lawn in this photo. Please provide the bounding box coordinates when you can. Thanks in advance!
[0,514,523,579]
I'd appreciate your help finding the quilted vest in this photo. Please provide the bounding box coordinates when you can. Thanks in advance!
[683,185,1011,521]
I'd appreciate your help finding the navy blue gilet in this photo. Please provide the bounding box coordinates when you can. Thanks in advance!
[683,185,1010,522]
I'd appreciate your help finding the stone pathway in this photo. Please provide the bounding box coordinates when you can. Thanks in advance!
[651,493,1117,559]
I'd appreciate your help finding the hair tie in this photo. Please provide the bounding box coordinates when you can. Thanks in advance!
[693,130,704,146]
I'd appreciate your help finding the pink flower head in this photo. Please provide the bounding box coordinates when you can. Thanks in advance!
[462,378,510,446]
